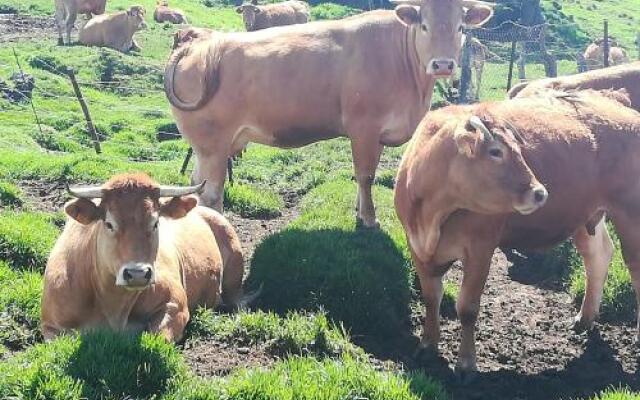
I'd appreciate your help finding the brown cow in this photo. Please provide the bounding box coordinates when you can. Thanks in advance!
[154,1,188,24]
[395,91,640,379]
[583,38,630,70]
[55,0,107,45]
[236,0,310,32]
[508,61,640,112]
[78,5,147,53]
[164,0,494,228]
[41,173,251,342]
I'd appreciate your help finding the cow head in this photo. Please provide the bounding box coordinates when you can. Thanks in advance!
[127,5,148,30]
[392,0,493,78]
[449,115,548,215]
[64,173,204,290]
[173,27,214,50]
[236,0,261,31]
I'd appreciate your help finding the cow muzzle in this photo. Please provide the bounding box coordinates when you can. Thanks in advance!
[116,262,155,289]
[427,59,456,77]
[513,184,548,215]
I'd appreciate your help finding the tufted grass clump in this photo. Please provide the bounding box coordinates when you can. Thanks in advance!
[0,211,60,271]
[0,181,24,208]
[0,330,187,400]
[224,183,283,219]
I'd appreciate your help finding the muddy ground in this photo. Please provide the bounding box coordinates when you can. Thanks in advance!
[0,14,57,44]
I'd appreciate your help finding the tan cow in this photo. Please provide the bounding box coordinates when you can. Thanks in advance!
[154,1,188,24]
[236,0,310,32]
[395,91,640,379]
[583,38,630,70]
[54,0,107,45]
[41,173,251,342]
[78,5,147,53]
[164,0,494,228]
[508,61,640,112]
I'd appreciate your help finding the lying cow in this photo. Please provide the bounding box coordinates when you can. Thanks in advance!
[508,61,640,112]
[395,90,640,379]
[236,0,310,32]
[41,173,251,342]
[79,5,147,53]
[165,0,494,228]
[583,38,630,70]
[154,0,188,24]
[55,0,107,45]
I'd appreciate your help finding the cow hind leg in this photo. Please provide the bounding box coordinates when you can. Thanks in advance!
[64,10,77,45]
[350,137,383,228]
[609,210,640,343]
[191,147,228,212]
[572,216,613,332]
[55,5,66,45]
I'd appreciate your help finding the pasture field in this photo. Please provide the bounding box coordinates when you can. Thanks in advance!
[0,0,639,399]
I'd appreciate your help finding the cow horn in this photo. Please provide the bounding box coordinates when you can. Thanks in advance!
[158,181,206,197]
[67,184,104,199]
[503,119,525,145]
[468,116,493,142]
[462,0,496,8]
[389,0,421,5]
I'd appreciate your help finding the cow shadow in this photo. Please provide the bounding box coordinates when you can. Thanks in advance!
[245,226,417,355]
[504,242,577,291]
[411,330,640,400]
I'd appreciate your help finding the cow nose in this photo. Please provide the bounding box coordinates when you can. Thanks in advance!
[119,263,154,288]
[533,186,548,205]
[428,59,456,77]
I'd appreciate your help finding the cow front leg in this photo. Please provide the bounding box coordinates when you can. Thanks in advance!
[147,302,190,342]
[414,252,447,358]
[191,147,228,212]
[55,7,66,45]
[572,216,613,332]
[65,11,77,45]
[455,249,492,382]
[350,138,383,228]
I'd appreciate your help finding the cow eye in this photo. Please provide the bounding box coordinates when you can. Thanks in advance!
[458,25,463,32]
[105,221,114,231]
[489,148,503,159]
[421,24,428,33]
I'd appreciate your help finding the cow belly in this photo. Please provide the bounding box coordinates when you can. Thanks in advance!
[269,126,342,148]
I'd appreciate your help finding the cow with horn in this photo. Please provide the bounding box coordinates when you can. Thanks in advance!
[42,173,258,342]
[165,0,495,228]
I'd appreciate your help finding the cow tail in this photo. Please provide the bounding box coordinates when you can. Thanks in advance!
[164,41,221,112]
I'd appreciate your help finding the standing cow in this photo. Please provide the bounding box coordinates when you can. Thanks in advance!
[79,5,147,53]
[508,61,640,112]
[583,38,630,70]
[154,1,188,24]
[54,0,107,45]
[164,0,494,228]
[42,173,252,342]
[236,0,310,32]
[395,91,640,379]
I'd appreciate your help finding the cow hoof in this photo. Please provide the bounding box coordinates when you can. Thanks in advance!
[454,366,478,385]
[413,343,439,363]
[572,315,595,334]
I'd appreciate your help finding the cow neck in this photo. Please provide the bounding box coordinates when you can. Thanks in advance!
[401,24,432,111]
[92,226,142,331]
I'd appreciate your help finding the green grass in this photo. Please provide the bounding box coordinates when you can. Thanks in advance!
[248,179,416,340]
[188,308,356,357]
[591,388,640,400]
[0,211,60,271]
[0,261,43,349]
[0,181,24,208]
[0,330,188,400]
[167,355,447,400]
[224,183,283,219]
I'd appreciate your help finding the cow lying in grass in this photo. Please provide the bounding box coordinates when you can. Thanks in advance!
[79,5,147,53]
[236,0,309,32]
[42,173,253,342]
[395,90,640,380]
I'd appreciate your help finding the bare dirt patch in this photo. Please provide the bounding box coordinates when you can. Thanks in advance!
[0,14,57,44]
[182,339,276,378]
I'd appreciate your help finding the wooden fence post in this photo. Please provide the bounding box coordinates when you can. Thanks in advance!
[506,39,517,91]
[67,69,101,154]
[603,19,609,68]
[458,36,473,104]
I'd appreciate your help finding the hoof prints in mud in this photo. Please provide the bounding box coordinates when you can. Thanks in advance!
[183,339,275,378]
[0,14,57,43]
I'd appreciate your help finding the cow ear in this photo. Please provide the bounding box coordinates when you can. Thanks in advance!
[395,5,420,26]
[236,6,243,13]
[65,198,102,225]
[160,196,198,219]
[454,128,479,158]
[464,5,493,27]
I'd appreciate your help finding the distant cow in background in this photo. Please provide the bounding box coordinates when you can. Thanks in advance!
[154,1,188,24]
[79,5,147,53]
[41,173,254,342]
[583,38,630,70]
[236,0,310,31]
[54,0,107,45]
[165,0,494,228]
